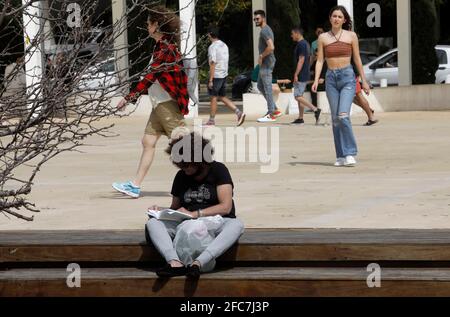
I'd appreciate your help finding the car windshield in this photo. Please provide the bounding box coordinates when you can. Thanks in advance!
[361,54,377,65]
[436,49,448,64]
[376,52,398,68]
[100,61,115,72]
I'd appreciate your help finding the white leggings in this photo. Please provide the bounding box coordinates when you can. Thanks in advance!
[146,217,245,270]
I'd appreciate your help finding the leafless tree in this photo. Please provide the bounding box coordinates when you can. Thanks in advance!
[0,0,202,220]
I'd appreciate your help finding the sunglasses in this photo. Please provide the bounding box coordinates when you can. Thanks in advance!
[253,18,261,21]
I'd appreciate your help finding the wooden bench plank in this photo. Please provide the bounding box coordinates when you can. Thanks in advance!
[2,230,450,262]
[2,267,450,296]
[3,244,450,262]
[2,229,450,245]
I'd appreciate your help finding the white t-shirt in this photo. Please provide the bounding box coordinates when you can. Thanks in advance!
[208,40,229,79]
[148,80,173,106]
[147,57,173,106]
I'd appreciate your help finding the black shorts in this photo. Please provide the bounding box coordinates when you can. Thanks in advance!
[208,77,227,97]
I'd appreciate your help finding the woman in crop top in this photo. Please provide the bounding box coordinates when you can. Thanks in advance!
[312,5,370,167]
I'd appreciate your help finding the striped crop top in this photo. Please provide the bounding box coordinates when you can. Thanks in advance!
[324,41,352,58]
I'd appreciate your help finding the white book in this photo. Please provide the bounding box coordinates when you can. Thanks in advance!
[146,208,193,222]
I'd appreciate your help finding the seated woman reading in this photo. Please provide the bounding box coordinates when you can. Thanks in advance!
[146,131,245,279]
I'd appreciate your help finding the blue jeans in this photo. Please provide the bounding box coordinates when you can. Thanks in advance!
[325,65,357,158]
[257,62,277,114]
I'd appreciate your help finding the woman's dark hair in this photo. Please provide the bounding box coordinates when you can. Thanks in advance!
[329,5,353,31]
[147,5,181,45]
[165,132,215,169]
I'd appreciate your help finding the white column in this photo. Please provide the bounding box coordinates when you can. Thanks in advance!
[252,0,266,66]
[41,0,55,54]
[22,0,44,114]
[338,0,354,30]
[396,0,412,86]
[180,0,198,118]
[112,0,129,91]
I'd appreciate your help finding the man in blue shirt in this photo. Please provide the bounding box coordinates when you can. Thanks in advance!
[291,27,321,125]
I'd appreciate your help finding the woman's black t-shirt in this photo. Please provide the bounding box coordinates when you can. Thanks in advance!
[171,161,236,218]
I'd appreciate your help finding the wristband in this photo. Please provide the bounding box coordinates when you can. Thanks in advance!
[198,209,203,218]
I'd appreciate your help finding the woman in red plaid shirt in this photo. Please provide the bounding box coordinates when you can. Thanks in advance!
[113,6,190,198]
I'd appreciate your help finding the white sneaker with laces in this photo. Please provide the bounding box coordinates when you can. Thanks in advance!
[344,155,356,166]
[257,114,276,123]
[334,158,345,167]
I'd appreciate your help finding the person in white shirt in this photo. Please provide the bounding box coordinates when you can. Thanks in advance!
[205,27,245,127]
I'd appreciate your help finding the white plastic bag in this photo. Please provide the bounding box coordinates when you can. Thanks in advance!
[173,216,224,272]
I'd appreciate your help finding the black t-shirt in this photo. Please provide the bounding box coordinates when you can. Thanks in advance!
[171,161,236,218]
[294,39,311,82]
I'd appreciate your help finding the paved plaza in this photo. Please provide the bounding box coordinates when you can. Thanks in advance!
[1,111,450,230]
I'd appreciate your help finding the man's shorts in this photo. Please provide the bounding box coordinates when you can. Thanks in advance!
[293,81,308,97]
[208,77,227,97]
[145,100,185,137]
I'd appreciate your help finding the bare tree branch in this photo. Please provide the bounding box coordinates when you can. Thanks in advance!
[0,0,212,221]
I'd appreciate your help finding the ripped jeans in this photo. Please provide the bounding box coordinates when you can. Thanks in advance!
[325,65,358,158]
[257,61,277,114]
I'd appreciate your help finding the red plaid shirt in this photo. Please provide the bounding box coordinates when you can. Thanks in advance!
[126,37,189,115]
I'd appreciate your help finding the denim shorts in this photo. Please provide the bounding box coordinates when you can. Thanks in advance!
[293,82,308,97]
[208,77,227,97]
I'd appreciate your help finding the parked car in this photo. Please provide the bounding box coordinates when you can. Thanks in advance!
[363,45,450,86]
[45,27,113,62]
[360,50,378,65]
[78,58,120,97]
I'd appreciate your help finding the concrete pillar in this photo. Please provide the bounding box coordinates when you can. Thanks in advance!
[252,0,266,66]
[112,0,129,90]
[396,0,412,86]
[337,0,354,30]
[22,0,44,113]
[41,0,55,53]
[180,0,198,118]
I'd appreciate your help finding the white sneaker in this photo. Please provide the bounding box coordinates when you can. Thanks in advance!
[344,155,356,166]
[334,158,345,167]
[257,113,276,123]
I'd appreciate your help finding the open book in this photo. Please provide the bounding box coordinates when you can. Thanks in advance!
[146,208,193,222]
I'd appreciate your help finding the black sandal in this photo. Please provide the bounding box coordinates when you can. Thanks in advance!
[156,264,187,277]
[186,264,201,279]
[364,119,378,126]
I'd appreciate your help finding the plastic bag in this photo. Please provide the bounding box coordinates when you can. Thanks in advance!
[173,216,224,272]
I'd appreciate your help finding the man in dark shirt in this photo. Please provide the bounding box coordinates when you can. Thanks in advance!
[291,27,321,125]
[146,132,244,278]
